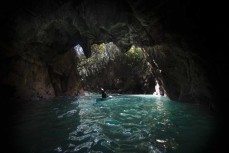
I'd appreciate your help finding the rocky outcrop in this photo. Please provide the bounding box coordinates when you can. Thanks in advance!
[145,42,213,104]
[1,0,227,111]
[47,49,81,96]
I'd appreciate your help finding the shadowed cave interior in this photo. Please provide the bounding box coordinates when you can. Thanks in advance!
[0,0,229,152]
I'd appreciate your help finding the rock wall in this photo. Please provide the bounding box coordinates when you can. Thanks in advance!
[146,42,213,104]
[1,54,55,101]
[1,0,227,111]
[48,49,81,96]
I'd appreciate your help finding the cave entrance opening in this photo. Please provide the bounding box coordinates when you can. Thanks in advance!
[74,42,159,94]
[74,44,85,57]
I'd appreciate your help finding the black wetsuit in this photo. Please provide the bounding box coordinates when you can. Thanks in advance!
[102,91,108,98]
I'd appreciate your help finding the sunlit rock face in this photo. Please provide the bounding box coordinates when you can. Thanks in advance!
[1,0,227,110]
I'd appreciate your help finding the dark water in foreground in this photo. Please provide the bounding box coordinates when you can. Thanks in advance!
[9,94,219,153]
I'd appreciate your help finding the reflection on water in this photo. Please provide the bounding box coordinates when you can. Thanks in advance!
[11,94,217,153]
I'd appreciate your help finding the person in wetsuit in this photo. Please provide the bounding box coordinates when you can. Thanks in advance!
[101,88,108,98]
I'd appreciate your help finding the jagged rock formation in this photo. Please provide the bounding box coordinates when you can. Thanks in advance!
[0,0,228,112]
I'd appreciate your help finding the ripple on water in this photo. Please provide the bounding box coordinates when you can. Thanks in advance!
[105,119,121,126]
[72,141,93,152]
[57,109,78,118]
[69,133,91,141]
[13,95,216,153]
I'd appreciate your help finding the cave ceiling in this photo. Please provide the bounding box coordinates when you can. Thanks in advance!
[1,0,192,59]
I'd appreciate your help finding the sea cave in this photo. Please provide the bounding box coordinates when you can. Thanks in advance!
[0,0,228,153]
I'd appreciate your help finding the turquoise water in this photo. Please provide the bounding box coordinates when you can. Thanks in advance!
[11,94,218,153]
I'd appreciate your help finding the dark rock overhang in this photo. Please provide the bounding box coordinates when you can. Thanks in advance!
[1,0,228,113]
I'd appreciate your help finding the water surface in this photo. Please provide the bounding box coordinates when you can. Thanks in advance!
[11,94,218,153]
